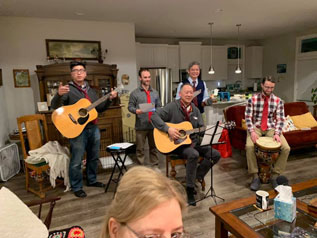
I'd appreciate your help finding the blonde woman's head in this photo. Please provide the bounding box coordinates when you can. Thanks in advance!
[100,166,187,238]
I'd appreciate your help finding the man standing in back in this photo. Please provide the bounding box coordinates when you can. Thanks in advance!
[175,61,212,120]
[128,69,162,168]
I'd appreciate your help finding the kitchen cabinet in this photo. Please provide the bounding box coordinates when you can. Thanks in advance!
[179,42,202,69]
[201,46,228,81]
[245,46,263,79]
[35,62,123,157]
[136,43,154,68]
[167,45,180,82]
[135,43,168,68]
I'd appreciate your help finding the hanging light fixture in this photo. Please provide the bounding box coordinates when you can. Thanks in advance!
[235,24,242,74]
[208,22,215,74]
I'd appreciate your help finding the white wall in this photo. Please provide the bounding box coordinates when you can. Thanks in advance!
[0,16,137,147]
[262,33,297,102]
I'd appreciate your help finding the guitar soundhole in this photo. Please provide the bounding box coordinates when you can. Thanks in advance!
[174,130,187,145]
[79,108,88,117]
[179,130,186,139]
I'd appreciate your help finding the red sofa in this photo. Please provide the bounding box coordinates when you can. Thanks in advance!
[224,102,317,150]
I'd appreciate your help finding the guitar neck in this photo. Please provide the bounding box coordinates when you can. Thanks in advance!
[187,126,206,135]
[86,93,111,112]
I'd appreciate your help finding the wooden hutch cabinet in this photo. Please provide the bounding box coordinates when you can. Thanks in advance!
[35,62,123,157]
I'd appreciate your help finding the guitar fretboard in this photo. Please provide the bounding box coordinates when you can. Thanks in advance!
[186,126,206,135]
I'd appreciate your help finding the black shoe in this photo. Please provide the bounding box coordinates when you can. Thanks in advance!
[186,187,196,206]
[271,175,289,189]
[74,190,87,198]
[87,182,105,188]
[250,177,261,191]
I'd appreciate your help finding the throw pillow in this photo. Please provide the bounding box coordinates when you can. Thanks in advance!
[282,115,298,132]
[290,112,317,129]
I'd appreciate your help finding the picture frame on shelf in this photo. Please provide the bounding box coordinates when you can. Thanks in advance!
[37,102,49,112]
[13,69,30,88]
[46,39,101,60]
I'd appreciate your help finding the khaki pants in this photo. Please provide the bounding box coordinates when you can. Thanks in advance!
[136,130,159,166]
[246,128,290,175]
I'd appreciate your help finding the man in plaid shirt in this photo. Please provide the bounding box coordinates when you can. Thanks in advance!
[245,76,290,191]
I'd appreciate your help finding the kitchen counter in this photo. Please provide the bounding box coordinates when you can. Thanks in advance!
[205,99,246,125]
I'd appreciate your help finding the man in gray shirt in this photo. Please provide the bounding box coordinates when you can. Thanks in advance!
[128,69,162,167]
[151,84,220,206]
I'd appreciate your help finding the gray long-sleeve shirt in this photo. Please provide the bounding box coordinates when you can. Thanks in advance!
[128,86,161,130]
[151,99,204,143]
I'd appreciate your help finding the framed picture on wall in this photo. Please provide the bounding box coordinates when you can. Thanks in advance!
[46,39,101,60]
[0,69,2,86]
[277,64,287,74]
[13,69,30,88]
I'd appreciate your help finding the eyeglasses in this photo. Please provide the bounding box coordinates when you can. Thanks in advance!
[71,69,86,74]
[263,85,275,90]
[124,224,190,238]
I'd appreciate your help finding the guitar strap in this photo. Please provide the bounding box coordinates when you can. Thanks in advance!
[74,82,98,124]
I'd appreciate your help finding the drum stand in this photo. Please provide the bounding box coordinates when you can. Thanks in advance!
[196,121,225,205]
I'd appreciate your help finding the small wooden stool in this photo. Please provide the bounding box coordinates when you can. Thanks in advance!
[165,154,205,191]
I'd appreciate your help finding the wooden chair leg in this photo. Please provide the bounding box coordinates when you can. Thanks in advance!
[36,171,46,199]
[170,162,177,178]
[25,166,30,191]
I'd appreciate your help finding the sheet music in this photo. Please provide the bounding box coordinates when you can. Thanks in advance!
[139,103,155,112]
[200,124,223,146]
[107,142,134,149]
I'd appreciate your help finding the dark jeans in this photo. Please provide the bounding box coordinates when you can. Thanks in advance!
[69,125,100,192]
[174,144,221,188]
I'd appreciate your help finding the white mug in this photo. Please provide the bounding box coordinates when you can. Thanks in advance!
[256,190,269,210]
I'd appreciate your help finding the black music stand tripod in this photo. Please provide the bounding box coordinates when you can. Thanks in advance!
[196,121,225,205]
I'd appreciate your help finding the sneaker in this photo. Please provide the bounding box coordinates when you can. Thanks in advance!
[186,187,196,206]
[87,182,105,188]
[250,177,261,191]
[74,190,87,198]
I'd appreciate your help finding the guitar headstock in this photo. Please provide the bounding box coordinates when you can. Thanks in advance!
[220,121,236,130]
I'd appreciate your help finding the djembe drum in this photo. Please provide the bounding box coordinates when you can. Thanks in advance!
[255,137,281,184]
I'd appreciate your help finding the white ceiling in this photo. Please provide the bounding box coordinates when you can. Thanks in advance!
[1,0,317,40]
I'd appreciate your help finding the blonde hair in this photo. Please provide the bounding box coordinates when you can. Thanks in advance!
[100,166,187,238]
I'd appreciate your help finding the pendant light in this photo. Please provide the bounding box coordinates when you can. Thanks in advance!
[235,24,242,74]
[208,22,215,74]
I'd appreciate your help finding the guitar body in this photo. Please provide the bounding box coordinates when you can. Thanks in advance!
[52,98,98,138]
[154,121,193,154]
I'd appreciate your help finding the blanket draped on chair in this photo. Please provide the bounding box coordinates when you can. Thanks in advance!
[26,141,70,191]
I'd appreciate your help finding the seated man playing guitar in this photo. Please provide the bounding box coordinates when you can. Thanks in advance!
[51,61,117,198]
[151,84,220,206]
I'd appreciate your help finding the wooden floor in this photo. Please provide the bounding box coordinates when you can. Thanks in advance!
[1,147,317,238]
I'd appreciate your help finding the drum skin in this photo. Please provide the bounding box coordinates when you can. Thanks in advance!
[255,137,281,184]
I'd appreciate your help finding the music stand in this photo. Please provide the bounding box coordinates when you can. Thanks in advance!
[195,121,225,205]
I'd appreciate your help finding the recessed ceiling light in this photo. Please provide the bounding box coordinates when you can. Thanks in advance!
[75,12,85,16]
[216,9,224,13]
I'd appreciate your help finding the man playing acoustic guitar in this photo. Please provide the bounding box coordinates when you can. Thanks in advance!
[51,61,117,198]
[151,84,220,206]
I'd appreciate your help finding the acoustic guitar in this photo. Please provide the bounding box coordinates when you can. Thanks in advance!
[52,85,123,138]
[153,121,235,154]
